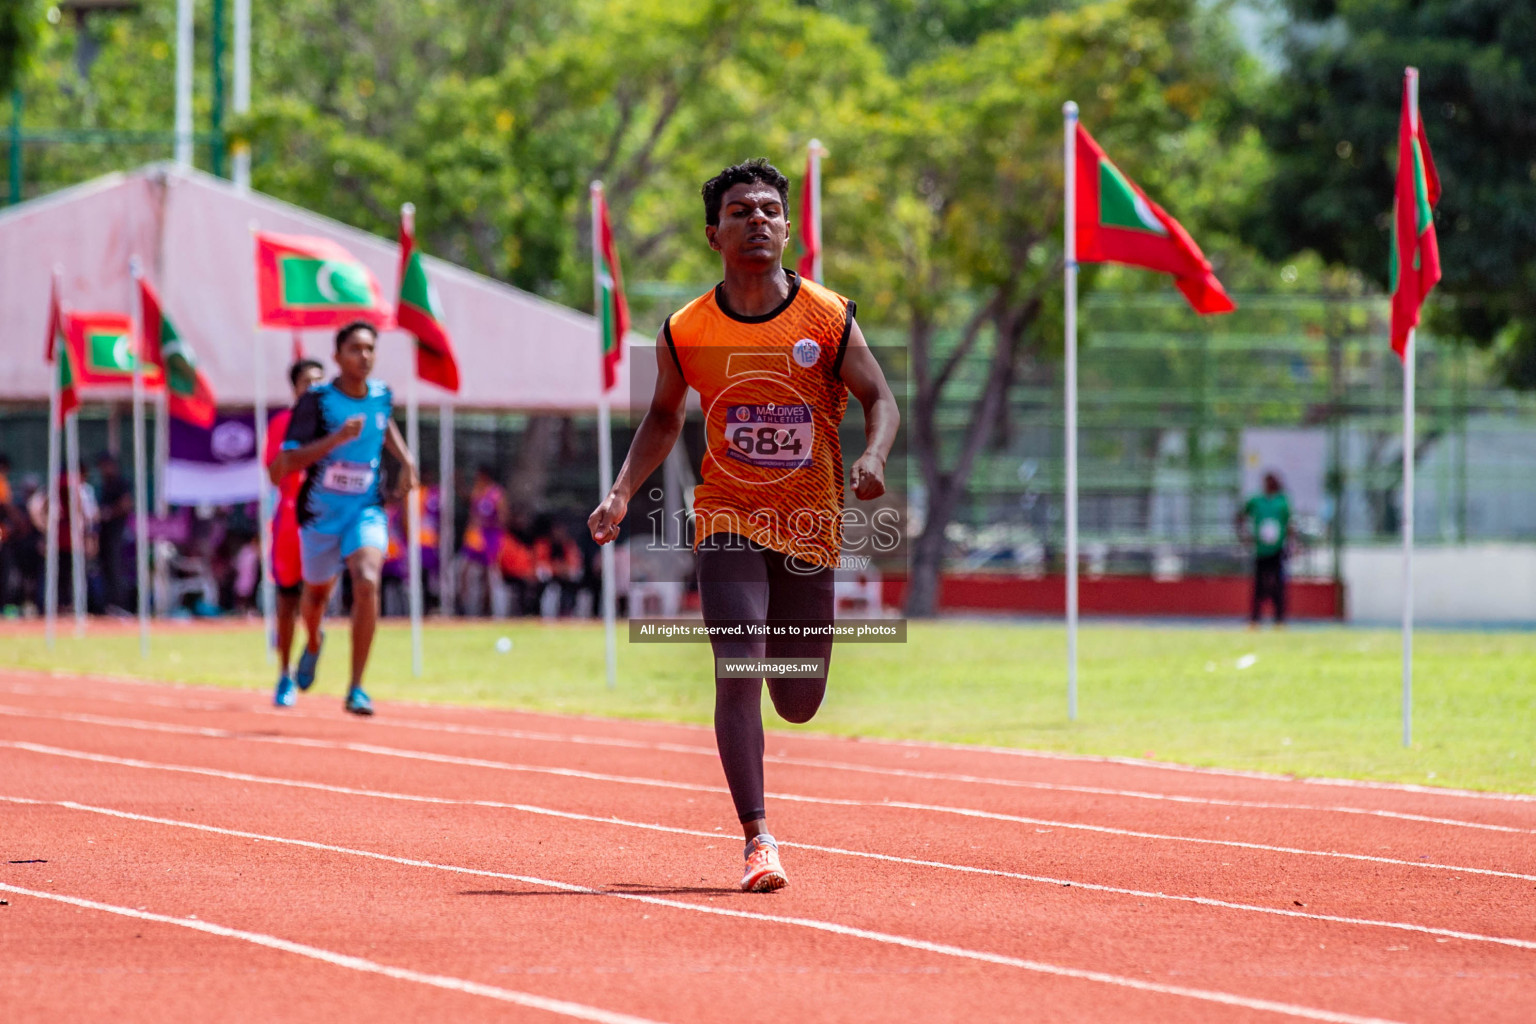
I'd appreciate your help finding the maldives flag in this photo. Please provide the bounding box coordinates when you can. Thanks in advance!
[1074,124,1235,315]
[795,142,826,283]
[140,276,218,427]
[46,276,79,420]
[64,311,165,389]
[396,204,460,393]
[1390,71,1441,360]
[255,231,389,329]
[593,185,629,392]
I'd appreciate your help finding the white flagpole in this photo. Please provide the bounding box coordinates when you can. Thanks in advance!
[1402,328,1415,747]
[808,139,825,284]
[1063,101,1080,722]
[66,409,86,634]
[174,0,194,167]
[407,376,424,676]
[438,402,455,616]
[152,387,169,617]
[251,225,274,659]
[1401,68,1420,749]
[129,258,151,656]
[254,335,274,658]
[591,181,618,691]
[44,270,63,650]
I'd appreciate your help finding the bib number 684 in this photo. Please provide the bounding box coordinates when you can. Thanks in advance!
[732,425,803,457]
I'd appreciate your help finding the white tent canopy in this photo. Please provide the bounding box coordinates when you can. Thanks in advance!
[0,164,633,409]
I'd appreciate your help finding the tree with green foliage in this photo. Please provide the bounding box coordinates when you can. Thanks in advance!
[1250,0,1536,385]
[836,0,1257,615]
[0,0,40,96]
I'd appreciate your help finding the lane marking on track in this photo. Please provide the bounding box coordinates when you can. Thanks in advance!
[6,755,1536,953]
[0,801,1410,1024]
[0,881,669,1024]
[11,670,1536,806]
[4,712,1534,884]
[8,686,1516,836]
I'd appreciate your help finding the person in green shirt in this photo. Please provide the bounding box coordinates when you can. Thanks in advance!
[1236,472,1290,625]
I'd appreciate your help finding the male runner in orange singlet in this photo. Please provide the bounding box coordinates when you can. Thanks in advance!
[268,358,325,706]
[589,159,899,891]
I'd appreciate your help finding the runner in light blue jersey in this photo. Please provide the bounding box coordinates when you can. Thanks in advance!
[271,322,418,715]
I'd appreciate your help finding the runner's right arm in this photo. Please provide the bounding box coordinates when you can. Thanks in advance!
[588,328,689,545]
[269,393,364,484]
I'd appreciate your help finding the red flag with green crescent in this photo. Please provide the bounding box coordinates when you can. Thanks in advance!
[593,187,629,392]
[255,231,390,329]
[46,276,79,421]
[1074,123,1236,315]
[396,205,460,393]
[1390,72,1441,360]
[63,311,164,390]
[139,276,218,427]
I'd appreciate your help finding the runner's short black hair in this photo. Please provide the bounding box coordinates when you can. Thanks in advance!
[289,358,324,388]
[334,320,377,352]
[701,159,790,227]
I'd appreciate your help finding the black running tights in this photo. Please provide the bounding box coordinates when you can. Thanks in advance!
[697,534,834,824]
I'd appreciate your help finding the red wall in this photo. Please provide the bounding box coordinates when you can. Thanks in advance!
[881,573,1342,620]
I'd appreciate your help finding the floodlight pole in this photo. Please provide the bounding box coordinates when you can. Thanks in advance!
[232,0,251,189]
[1400,68,1420,750]
[1063,101,1080,722]
[174,0,193,167]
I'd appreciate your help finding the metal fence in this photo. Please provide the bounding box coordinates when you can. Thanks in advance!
[920,290,1536,580]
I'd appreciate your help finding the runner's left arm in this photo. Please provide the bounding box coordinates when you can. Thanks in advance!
[837,319,900,501]
[383,419,419,499]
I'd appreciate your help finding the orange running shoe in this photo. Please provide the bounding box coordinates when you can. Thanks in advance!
[741,835,787,892]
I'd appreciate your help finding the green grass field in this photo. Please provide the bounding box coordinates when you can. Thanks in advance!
[6,619,1534,794]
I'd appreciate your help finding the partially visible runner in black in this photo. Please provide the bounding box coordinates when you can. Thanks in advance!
[589,160,899,892]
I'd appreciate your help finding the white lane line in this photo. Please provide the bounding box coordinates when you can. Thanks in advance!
[0,801,1409,1024]
[11,670,1536,806]
[6,750,1536,953]
[0,882,668,1024]
[3,713,1534,884]
[15,792,1536,953]
[57,691,1520,837]
[3,712,1536,890]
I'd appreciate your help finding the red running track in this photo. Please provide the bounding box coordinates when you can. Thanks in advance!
[1,669,1533,1023]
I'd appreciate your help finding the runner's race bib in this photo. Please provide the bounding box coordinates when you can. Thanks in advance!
[724,404,814,470]
[321,461,376,495]
[1258,518,1282,545]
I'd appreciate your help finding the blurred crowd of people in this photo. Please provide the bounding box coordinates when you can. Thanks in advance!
[0,450,605,621]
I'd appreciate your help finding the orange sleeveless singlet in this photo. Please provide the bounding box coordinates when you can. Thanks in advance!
[664,272,855,569]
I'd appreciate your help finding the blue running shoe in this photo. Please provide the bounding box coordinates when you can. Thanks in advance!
[296,632,324,692]
[274,675,297,707]
[344,687,374,716]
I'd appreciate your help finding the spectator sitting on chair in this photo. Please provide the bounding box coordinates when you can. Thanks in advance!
[1236,472,1291,627]
[497,523,536,617]
[534,518,584,617]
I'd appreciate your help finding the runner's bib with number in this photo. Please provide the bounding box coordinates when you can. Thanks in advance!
[725,404,814,470]
[665,273,856,569]
[321,461,376,495]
